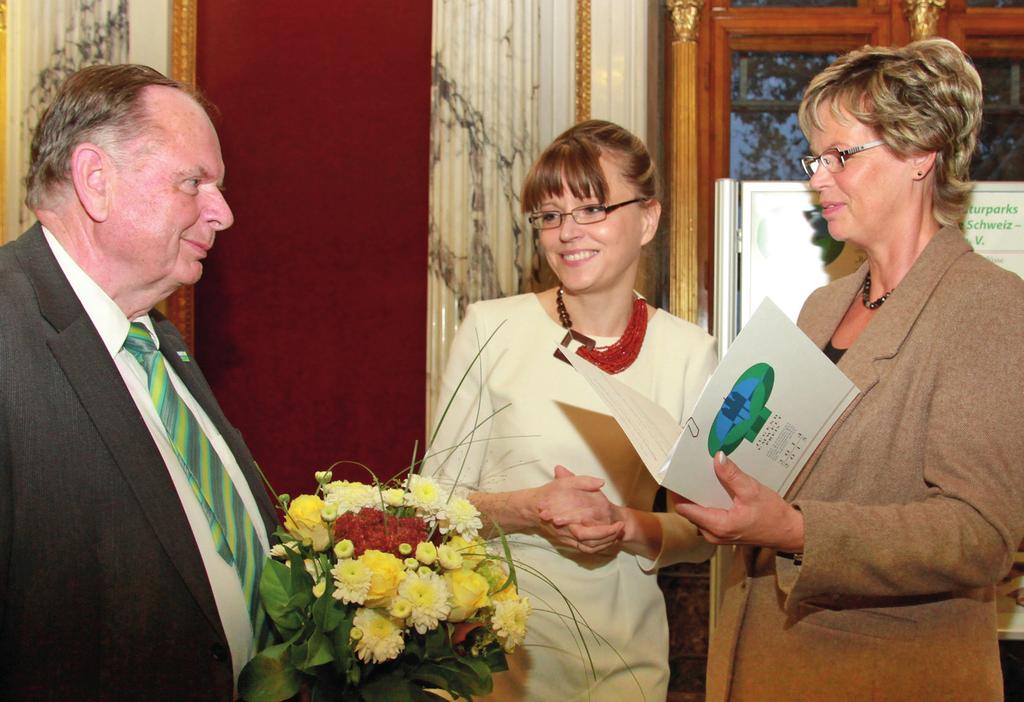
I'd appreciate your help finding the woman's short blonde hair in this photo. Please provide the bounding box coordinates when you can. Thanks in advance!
[520,119,658,213]
[798,38,983,227]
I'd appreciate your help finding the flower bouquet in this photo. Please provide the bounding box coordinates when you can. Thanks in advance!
[238,470,530,702]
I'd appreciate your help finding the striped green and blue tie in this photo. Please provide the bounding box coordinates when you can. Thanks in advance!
[123,322,267,641]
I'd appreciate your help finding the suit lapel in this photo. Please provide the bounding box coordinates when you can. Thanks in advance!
[786,227,972,499]
[16,226,227,638]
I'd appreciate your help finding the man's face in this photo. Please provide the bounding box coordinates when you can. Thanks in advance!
[99,86,233,306]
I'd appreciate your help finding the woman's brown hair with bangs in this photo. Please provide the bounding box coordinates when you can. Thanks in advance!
[798,38,982,228]
[521,119,659,214]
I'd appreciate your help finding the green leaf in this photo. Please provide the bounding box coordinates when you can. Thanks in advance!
[309,672,350,702]
[259,560,304,633]
[292,630,334,671]
[285,548,314,609]
[480,647,508,674]
[408,661,470,693]
[311,588,345,633]
[330,611,356,676]
[423,627,453,660]
[237,642,302,702]
[444,656,492,697]
[359,674,420,702]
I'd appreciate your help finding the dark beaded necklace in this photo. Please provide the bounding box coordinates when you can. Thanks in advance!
[555,286,648,374]
[862,271,893,310]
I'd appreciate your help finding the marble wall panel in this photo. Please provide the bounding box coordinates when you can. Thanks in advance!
[427,0,541,422]
[5,0,129,237]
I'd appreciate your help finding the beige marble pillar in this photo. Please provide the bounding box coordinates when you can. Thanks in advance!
[427,0,542,426]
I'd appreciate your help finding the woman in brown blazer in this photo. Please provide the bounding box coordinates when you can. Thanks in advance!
[675,39,1024,701]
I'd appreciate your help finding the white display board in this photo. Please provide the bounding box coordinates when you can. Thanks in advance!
[963,182,1024,279]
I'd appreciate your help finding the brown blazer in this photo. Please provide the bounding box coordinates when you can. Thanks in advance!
[707,227,1024,702]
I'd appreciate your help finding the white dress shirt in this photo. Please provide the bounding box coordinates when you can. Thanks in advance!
[44,228,270,688]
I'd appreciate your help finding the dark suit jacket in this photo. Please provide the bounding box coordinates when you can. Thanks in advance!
[0,224,279,700]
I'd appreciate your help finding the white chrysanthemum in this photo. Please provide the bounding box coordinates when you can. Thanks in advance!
[352,607,406,664]
[436,544,463,571]
[269,541,300,560]
[382,488,406,507]
[404,474,445,516]
[492,596,531,652]
[439,496,483,538]
[303,558,323,580]
[331,558,372,605]
[398,570,452,634]
[323,480,378,515]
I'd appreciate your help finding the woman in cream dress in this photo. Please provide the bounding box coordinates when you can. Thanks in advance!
[429,120,714,701]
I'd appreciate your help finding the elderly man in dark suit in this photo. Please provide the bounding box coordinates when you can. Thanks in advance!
[0,64,277,700]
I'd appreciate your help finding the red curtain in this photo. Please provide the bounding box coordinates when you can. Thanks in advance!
[195,1,432,500]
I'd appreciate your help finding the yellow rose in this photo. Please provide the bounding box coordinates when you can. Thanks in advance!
[360,550,407,607]
[445,568,490,622]
[447,535,487,569]
[491,580,519,603]
[474,557,511,591]
[284,494,330,551]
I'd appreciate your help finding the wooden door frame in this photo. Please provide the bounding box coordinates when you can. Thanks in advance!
[673,1,904,332]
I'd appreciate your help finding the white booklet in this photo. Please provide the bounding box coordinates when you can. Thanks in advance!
[562,298,859,508]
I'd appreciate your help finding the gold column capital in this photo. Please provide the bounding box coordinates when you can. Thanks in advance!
[904,0,946,42]
[667,0,704,44]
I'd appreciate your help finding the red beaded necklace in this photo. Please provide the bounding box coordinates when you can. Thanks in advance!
[555,286,648,374]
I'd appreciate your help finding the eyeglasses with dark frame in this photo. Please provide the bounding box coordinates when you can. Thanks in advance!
[800,140,884,178]
[528,198,648,231]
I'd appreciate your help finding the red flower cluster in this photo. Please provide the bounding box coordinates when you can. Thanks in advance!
[334,509,429,558]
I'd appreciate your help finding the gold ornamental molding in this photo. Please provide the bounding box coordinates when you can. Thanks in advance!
[172,0,197,86]
[575,0,591,123]
[1,0,7,245]
[666,0,705,323]
[904,0,946,42]
[162,0,199,348]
